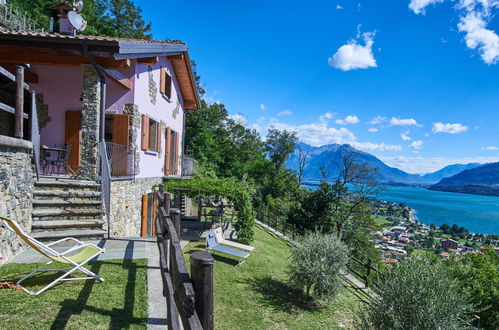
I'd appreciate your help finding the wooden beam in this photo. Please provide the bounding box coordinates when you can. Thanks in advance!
[15,65,24,138]
[0,47,130,70]
[105,69,132,90]
[137,56,159,65]
[0,63,38,83]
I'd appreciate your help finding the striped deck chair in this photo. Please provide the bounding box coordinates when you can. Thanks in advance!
[0,216,105,295]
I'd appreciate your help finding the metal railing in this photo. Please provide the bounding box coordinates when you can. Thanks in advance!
[99,141,111,238]
[0,2,44,32]
[30,91,40,180]
[181,155,196,177]
[105,142,138,179]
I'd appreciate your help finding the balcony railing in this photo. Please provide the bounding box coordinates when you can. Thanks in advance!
[105,142,138,179]
[0,2,44,32]
[181,155,196,178]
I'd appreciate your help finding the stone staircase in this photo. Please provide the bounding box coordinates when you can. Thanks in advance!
[31,177,107,241]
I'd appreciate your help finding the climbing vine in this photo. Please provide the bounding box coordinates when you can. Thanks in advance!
[162,175,256,244]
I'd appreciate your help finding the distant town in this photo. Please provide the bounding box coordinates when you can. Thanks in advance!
[370,199,499,264]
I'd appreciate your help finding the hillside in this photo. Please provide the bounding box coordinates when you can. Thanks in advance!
[422,163,482,184]
[429,162,499,196]
[287,143,427,184]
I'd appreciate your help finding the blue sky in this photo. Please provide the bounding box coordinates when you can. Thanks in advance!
[135,0,499,174]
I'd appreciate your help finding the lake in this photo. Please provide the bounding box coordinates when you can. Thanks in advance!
[378,186,499,235]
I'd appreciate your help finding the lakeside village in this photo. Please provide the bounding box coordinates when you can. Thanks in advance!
[370,199,499,264]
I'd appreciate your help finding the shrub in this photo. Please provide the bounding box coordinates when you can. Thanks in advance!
[289,232,349,300]
[355,255,476,329]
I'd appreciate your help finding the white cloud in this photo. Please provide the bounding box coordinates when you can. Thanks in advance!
[267,114,401,151]
[390,117,421,127]
[229,114,248,126]
[260,104,267,111]
[380,155,499,174]
[408,0,445,15]
[335,115,360,125]
[401,130,411,141]
[369,116,387,125]
[277,110,292,117]
[336,4,343,10]
[457,11,499,64]
[257,116,265,123]
[410,140,424,150]
[368,127,379,133]
[328,30,377,71]
[482,146,499,150]
[319,111,335,122]
[432,122,468,134]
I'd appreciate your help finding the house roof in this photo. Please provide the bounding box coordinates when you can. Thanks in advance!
[0,29,200,109]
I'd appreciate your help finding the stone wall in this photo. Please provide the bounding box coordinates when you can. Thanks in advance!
[0,136,35,264]
[109,176,163,237]
[79,64,101,180]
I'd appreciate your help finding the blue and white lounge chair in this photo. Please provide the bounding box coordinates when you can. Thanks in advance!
[206,232,250,265]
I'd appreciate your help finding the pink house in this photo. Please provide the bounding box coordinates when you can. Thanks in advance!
[0,25,199,249]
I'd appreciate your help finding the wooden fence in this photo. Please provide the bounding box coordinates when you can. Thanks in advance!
[156,186,214,329]
[255,211,304,241]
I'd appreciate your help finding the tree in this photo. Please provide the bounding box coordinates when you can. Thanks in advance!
[295,144,309,187]
[355,255,476,329]
[440,223,451,234]
[108,0,152,39]
[264,129,297,168]
[289,232,349,300]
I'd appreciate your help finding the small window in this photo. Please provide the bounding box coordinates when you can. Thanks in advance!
[160,67,172,99]
[148,118,159,152]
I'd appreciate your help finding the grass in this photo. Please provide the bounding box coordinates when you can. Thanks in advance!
[184,225,360,329]
[0,258,148,329]
[373,215,391,226]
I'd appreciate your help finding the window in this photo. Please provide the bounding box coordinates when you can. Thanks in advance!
[160,67,172,99]
[141,114,161,153]
[164,128,180,176]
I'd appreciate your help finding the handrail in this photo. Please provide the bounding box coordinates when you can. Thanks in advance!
[30,91,40,180]
[99,141,111,238]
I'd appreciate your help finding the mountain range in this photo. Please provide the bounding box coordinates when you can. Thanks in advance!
[286,143,491,187]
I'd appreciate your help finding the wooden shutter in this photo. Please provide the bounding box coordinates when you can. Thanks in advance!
[141,194,148,237]
[164,127,172,175]
[156,123,162,153]
[65,111,81,170]
[152,194,157,236]
[141,114,149,150]
[160,67,166,94]
[174,131,180,175]
[112,114,130,146]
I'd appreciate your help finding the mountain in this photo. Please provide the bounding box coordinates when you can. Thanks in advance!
[287,143,427,184]
[429,162,499,196]
[422,163,482,184]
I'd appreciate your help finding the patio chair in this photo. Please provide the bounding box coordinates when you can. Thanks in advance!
[213,228,255,252]
[206,232,250,265]
[0,216,105,295]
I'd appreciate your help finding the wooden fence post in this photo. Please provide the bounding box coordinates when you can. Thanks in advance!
[171,208,181,238]
[190,251,214,330]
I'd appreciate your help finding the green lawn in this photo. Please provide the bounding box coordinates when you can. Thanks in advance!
[0,258,148,329]
[184,225,359,329]
[373,215,391,226]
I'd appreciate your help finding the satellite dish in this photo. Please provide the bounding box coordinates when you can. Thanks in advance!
[68,10,87,32]
[74,1,84,13]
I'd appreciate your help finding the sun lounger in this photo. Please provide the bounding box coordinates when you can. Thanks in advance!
[206,232,250,265]
[0,216,105,295]
[214,228,255,252]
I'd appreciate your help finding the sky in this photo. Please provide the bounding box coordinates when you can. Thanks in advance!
[135,0,499,174]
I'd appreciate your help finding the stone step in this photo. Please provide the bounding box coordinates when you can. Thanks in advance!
[35,178,100,188]
[33,199,102,208]
[33,190,101,200]
[32,208,103,218]
[31,228,107,241]
[32,219,104,230]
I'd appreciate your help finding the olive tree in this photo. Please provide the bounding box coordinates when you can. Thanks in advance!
[289,232,349,300]
[355,255,476,329]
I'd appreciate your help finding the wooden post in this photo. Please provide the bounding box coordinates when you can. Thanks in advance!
[171,208,181,238]
[197,198,202,221]
[15,65,24,138]
[190,251,214,330]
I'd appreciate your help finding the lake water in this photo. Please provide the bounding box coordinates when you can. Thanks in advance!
[377,186,499,235]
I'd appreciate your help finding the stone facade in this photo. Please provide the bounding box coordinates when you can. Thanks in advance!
[123,103,141,175]
[0,136,35,264]
[79,64,101,180]
[109,177,163,237]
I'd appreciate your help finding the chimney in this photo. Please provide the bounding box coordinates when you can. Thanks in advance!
[54,1,74,35]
